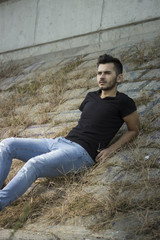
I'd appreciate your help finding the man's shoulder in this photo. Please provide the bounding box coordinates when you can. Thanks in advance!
[117,91,137,113]
[87,90,99,95]
[117,91,133,101]
[85,90,99,99]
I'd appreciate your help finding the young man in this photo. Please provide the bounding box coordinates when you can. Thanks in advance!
[0,54,139,211]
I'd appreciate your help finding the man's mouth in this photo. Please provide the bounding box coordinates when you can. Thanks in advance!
[99,81,106,85]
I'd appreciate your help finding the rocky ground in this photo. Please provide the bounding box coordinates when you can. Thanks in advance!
[0,36,160,240]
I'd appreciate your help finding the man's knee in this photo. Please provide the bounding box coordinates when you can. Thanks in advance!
[1,137,15,146]
[0,137,16,154]
[19,157,40,180]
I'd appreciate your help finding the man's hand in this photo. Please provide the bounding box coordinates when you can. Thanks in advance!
[95,148,114,162]
[95,111,140,163]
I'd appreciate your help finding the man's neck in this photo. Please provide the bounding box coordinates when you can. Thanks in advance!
[100,89,117,99]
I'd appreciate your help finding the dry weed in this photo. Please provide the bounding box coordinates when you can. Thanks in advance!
[0,57,83,133]
[0,41,159,239]
[121,38,160,68]
[0,60,24,79]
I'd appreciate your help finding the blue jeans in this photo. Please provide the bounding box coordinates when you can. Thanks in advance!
[0,137,94,210]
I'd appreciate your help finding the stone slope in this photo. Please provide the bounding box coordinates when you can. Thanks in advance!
[0,37,160,240]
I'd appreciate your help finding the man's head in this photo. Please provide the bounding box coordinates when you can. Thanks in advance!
[97,54,123,76]
[97,54,123,94]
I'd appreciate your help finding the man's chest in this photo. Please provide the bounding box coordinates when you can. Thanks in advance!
[81,100,121,124]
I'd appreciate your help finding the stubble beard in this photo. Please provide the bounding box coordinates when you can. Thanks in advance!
[99,78,117,91]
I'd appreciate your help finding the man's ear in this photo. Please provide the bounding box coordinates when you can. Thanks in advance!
[117,74,123,84]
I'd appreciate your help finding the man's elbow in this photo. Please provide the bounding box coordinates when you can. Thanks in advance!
[134,129,139,137]
[131,128,139,139]
[131,121,140,138]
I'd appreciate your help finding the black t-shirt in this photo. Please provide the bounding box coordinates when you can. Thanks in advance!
[66,90,137,160]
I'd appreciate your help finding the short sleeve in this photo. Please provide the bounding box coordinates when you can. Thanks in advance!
[79,93,89,111]
[119,95,137,118]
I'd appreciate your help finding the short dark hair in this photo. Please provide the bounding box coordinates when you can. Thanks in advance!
[97,54,123,75]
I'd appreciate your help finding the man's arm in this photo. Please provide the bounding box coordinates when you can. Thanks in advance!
[95,111,140,162]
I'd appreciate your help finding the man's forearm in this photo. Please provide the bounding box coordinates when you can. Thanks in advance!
[95,130,138,162]
[108,130,138,153]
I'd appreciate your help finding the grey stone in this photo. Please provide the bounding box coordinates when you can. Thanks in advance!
[19,123,76,138]
[77,59,97,69]
[54,110,80,124]
[96,166,126,184]
[18,123,52,138]
[24,224,117,240]
[138,98,160,115]
[96,164,160,185]
[22,60,46,74]
[138,58,160,69]
[80,87,99,98]
[0,90,14,100]
[41,84,53,94]
[67,69,85,79]
[63,88,87,100]
[0,76,17,90]
[149,99,160,114]
[134,132,160,147]
[0,127,10,139]
[151,118,160,129]
[141,68,160,80]
[0,73,33,91]
[55,98,84,112]
[123,61,139,72]
[82,51,106,61]
[152,92,160,102]
[89,76,98,85]
[111,210,160,234]
[144,80,160,91]
[137,105,147,114]
[29,102,51,115]
[123,91,142,100]
[14,105,31,115]
[0,229,57,240]
[149,131,160,145]
[67,77,97,89]
[118,81,148,92]
[123,69,146,81]
[104,148,160,168]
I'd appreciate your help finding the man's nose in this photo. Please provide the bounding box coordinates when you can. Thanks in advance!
[100,72,105,78]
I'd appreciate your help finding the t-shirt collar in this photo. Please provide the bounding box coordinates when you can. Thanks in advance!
[97,89,119,99]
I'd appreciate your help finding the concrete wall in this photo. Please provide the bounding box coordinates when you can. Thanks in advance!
[0,0,160,60]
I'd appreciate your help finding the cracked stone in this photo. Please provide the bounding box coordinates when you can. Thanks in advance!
[141,68,160,80]
[118,81,148,92]
[123,69,146,81]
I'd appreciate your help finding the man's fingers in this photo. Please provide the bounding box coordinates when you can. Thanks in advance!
[95,151,104,162]
[95,149,113,162]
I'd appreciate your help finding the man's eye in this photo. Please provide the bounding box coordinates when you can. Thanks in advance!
[97,72,101,75]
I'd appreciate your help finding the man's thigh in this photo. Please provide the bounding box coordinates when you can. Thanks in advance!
[1,137,54,162]
[28,138,94,178]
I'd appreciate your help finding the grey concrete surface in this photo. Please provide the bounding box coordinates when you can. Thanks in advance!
[0,0,160,61]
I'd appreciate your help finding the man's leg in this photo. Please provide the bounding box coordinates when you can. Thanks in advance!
[0,137,94,210]
[0,137,54,189]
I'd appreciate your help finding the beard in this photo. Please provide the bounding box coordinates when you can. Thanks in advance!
[99,78,117,91]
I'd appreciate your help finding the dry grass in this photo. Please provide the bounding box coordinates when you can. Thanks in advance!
[140,110,160,134]
[0,56,98,136]
[0,60,24,80]
[134,90,151,107]
[0,119,159,238]
[0,39,160,240]
[121,37,160,69]
[0,57,83,133]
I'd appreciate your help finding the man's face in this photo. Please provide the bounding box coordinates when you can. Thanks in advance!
[97,63,120,91]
